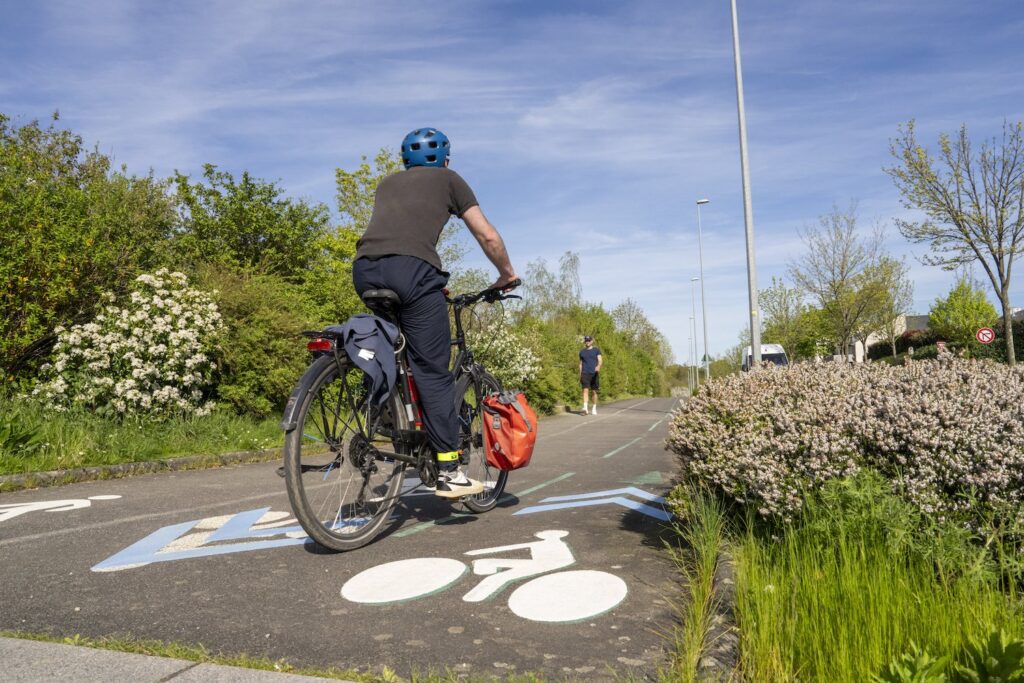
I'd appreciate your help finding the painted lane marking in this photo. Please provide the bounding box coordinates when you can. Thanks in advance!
[648,413,670,432]
[541,397,658,439]
[340,530,627,623]
[513,487,672,522]
[602,436,643,459]
[3,473,424,547]
[0,495,122,524]
[393,472,576,538]
[514,472,576,496]
[91,507,309,572]
[509,570,628,623]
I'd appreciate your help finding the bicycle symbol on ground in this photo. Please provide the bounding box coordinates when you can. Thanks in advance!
[340,530,627,623]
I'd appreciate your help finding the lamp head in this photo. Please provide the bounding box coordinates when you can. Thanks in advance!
[696,198,710,205]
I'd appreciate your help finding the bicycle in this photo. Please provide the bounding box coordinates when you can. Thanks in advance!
[281,279,522,552]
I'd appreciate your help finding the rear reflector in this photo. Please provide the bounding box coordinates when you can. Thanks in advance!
[307,338,333,352]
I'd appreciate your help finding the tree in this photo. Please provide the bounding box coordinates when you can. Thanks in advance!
[335,148,403,232]
[0,113,175,378]
[865,257,914,357]
[522,251,583,320]
[171,164,331,280]
[887,120,1024,364]
[928,276,998,350]
[789,204,886,358]
[334,148,470,274]
[760,277,805,355]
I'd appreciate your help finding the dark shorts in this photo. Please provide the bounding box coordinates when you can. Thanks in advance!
[580,372,600,391]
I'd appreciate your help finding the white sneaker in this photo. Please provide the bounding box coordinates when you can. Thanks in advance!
[591,406,597,415]
[434,467,484,499]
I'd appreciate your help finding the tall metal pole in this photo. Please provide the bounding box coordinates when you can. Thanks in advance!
[686,333,694,394]
[730,0,761,364]
[696,199,711,380]
[690,277,700,387]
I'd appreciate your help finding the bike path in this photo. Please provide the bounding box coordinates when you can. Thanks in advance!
[0,397,682,681]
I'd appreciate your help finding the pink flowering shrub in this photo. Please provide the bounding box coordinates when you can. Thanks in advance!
[666,358,1024,525]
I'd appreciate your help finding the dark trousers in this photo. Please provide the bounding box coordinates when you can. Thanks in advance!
[352,255,457,454]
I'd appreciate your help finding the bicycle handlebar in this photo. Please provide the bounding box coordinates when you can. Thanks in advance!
[447,278,523,306]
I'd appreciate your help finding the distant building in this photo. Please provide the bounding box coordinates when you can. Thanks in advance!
[850,313,929,362]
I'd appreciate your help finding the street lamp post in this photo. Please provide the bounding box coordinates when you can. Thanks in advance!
[686,332,694,395]
[696,199,711,381]
[730,0,761,365]
[690,277,700,388]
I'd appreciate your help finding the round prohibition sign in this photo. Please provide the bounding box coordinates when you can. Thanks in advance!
[976,327,996,344]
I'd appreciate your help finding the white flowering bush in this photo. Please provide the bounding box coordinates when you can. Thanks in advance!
[467,323,541,390]
[33,269,222,419]
[667,358,1024,526]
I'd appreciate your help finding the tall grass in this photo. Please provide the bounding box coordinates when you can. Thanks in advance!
[732,475,1023,682]
[0,399,282,475]
[662,488,729,682]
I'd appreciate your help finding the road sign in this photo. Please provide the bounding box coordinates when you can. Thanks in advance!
[976,327,995,344]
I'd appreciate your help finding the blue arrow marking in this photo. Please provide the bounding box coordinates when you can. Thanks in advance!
[513,487,671,522]
[92,508,311,572]
[537,487,666,504]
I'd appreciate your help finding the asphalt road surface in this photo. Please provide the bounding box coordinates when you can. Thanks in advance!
[0,397,682,681]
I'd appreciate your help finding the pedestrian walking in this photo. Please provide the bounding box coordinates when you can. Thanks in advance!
[578,335,602,415]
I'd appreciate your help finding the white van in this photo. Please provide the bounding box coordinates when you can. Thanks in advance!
[741,343,789,371]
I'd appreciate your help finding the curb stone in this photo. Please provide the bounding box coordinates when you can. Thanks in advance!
[697,549,740,682]
[0,448,281,493]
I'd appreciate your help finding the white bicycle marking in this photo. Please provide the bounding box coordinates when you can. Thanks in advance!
[0,495,122,524]
[339,530,627,623]
[341,558,467,604]
[463,529,574,602]
[508,570,628,622]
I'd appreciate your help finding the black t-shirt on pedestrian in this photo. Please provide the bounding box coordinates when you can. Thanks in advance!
[355,166,479,273]
[580,347,601,374]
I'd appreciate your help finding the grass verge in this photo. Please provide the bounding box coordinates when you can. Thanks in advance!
[0,399,282,476]
[726,475,1023,681]
[0,631,568,682]
[662,488,729,682]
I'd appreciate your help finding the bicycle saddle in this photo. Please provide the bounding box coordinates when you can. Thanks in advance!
[361,288,402,310]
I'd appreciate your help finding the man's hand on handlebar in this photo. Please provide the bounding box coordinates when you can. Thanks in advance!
[490,273,520,292]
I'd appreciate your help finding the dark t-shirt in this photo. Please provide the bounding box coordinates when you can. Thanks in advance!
[355,166,479,272]
[579,347,602,374]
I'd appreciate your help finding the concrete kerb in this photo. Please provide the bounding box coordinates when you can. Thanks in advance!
[696,549,740,682]
[0,636,354,682]
[0,448,282,493]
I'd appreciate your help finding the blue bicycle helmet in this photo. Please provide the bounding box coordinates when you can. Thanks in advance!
[401,128,450,168]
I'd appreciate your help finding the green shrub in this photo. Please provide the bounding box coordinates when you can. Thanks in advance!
[32,269,221,419]
[873,643,949,683]
[196,266,316,418]
[955,630,1024,682]
[1,114,175,379]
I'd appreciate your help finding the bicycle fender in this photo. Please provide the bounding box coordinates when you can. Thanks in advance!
[280,355,338,432]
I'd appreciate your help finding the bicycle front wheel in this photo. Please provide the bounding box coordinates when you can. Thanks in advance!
[283,355,406,551]
[456,369,509,513]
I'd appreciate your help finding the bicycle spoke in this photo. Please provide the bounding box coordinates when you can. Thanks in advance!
[283,356,407,551]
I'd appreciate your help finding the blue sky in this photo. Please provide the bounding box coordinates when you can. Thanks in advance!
[3,1,1023,361]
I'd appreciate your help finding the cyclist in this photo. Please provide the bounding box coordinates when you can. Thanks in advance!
[352,127,518,498]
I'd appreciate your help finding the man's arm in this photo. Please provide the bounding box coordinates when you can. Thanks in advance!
[462,206,517,288]
[596,353,603,373]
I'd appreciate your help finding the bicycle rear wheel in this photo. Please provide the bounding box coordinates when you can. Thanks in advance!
[283,355,406,551]
[456,369,509,513]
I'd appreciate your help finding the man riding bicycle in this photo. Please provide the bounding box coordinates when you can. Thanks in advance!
[352,127,518,499]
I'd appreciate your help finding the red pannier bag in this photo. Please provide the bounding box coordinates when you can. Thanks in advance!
[481,391,538,470]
